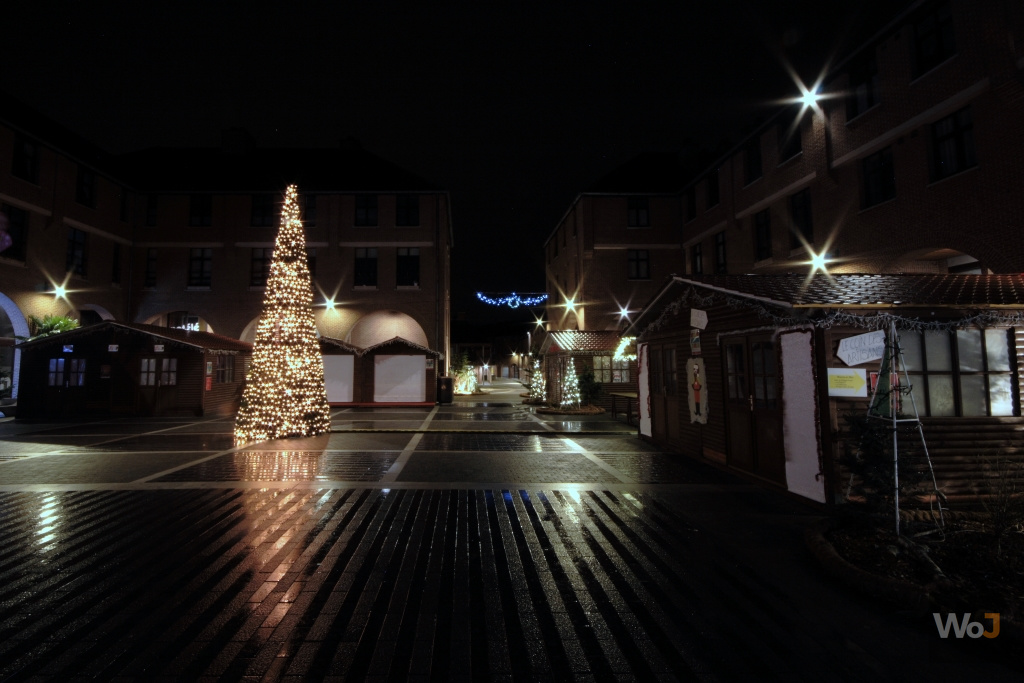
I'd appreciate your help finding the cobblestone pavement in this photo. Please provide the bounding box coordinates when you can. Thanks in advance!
[0,384,1019,681]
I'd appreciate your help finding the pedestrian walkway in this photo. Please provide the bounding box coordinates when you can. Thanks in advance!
[0,394,1018,681]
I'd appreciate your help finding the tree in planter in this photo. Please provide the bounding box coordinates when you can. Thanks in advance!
[560,357,581,409]
[840,413,928,519]
[451,351,478,395]
[24,315,79,339]
[528,358,546,403]
[578,365,602,406]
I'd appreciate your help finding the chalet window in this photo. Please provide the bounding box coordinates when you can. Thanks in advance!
[11,135,39,183]
[66,228,88,276]
[790,188,813,249]
[250,193,276,226]
[111,244,121,285]
[189,194,212,227]
[627,249,650,280]
[354,247,377,287]
[911,1,956,79]
[593,356,630,383]
[661,348,677,396]
[145,195,158,226]
[714,232,727,274]
[862,147,895,207]
[691,243,703,275]
[215,355,234,383]
[901,329,1016,417]
[847,50,880,120]
[47,359,64,387]
[250,248,273,287]
[304,194,317,226]
[396,194,419,226]
[754,209,772,261]
[76,166,95,207]
[144,248,158,287]
[354,194,378,226]
[627,197,649,227]
[188,248,212,287]
[160,358,178,386]
[397,247,419,287]
[931,107,976,181]
[1,204,28,262]
[706,169,720,208]
[744,139,762,185]
[139,358,157,386]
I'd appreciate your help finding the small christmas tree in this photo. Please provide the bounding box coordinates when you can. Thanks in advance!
[529,358,546,402]
[234,185,331,444]
[560,357,581,409]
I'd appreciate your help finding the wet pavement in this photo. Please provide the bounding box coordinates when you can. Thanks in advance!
[0,379,1019,681]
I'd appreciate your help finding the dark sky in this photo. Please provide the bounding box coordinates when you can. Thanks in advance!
[2,1,900,326]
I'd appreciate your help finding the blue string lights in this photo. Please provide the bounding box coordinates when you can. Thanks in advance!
[476,292,548,308]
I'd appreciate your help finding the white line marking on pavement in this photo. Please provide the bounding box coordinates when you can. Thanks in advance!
[380,406,439,482]
[560,437,634,484]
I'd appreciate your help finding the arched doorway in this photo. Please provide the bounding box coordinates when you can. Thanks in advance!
[346,310,428,348]
[0,293,30,401]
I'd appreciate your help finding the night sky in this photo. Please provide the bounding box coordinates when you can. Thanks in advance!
[2,1,902,328]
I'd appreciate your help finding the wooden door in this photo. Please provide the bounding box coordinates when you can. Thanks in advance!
[649,344,680,446]
[723,335,785,485]
[43,357,88,417]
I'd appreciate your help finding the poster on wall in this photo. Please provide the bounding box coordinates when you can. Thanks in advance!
[686,357,708,424]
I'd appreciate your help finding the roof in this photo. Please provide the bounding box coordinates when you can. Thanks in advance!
[319,335,441,357]
[318,337,361,354]
[17,321,253,353]
[541,330,623,354]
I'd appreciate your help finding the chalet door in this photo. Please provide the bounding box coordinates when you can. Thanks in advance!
[648,344,680,446]
[138,357,179,415]
[44,357,87,416]
[723,335,785,485]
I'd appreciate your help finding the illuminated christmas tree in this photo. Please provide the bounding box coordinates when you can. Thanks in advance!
[560,357,581,408]
[529,358,546,402]
[234,185,331,444]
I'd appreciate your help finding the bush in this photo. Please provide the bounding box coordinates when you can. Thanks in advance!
[578,366,602,406]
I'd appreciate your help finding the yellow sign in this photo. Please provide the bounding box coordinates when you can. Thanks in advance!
[827,368,867,397]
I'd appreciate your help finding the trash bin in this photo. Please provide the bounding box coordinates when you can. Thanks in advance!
[437,376,453,405]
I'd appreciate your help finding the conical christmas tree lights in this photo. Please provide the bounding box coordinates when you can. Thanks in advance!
[234,185,331,444]
[529,358,546,402]
[560,357,581,409]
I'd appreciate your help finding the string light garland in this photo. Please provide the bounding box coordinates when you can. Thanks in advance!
[476,292,548,308]
[234,185,331,444]
[614,336,637,362]
[560,357,581,408]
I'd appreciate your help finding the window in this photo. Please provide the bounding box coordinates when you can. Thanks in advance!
[144,248,158,287]
[251,193,276,226]
[691,243,703,275]
[160,358,178,386]
[847,50,880,120]
[76,166,95,207]
[66,228,88,276]
[684,186,696,222]
[11,135,38,183]
[790,188,813,249]
[661,348,677,396]
[397,247,420,287]
[714,232,727,274]
[593,356,630,383]
[396,194,419,226]
[0,204,28,262]
[355,194,378,226]
[139,358,157,386]
[304,194,317,227]
[754,209,772,261]
[627,197,649,227]
[931,107,976,181]
[627,249,650,280]
[901,329,1016,417]
[188,248,212,287]
[778,114,802,162]
[306,247,317,277]
[48,358,64,386]
[706,169,720,208]
[145,195,158,227]
[250,248,273,287]
[215,355,234,383]
[49,358,85,387]
[354,247,378,286]
[862,147,895,207]
[111,244,121,285]
[912,2,956,78]
[744,139,762,184]
[189,194,212,227]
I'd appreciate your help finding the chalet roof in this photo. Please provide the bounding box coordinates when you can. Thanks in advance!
[318,335,441,357]
[541,330,622,354]
[17,321,253,354]
[318,337,361,354]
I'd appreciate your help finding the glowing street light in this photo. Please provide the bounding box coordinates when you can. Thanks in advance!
[53,285,67,299]
[564,297,576,311]
[619,306,631,319]
[324,297,336,310]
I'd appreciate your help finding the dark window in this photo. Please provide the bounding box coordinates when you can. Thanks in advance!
[912,2,956,78]
[250,193,276,227]
[863,147,896,207]
[691,243,703,275]
[139,358,156,386]
[11,135,39,183]
[48,358,85,387]
[847,50,880,120]
[714,232,727,274]
[119,189,129,222]
[66,228,88,276]
[627,197,649,227]
[754,209,772,261]
[684,186,696,222]
[145,195,158,226]
[0,204,28,262]
[304,194,317,226]
[706,169,720,208]
[76,166,95,207]
[931,107,976,181]
[215,355,234,384]
[902,329,1016,417]
[397,247,420,286]
[744,139,762,184]
[627,249,650,279]
[355,194,378,226]
[790,188,813,249]
[778,114,802,162]
[160,358,178,386]
[144,248,158,287]
[188,248,212,287]
[306,247,317,277]
[396,194,419,226]
[250,247,273,287]
[354,247,378,286]
[111,244,121,284]
[189,194,212,227]
[48,358,66,386]
[661,347,677,396]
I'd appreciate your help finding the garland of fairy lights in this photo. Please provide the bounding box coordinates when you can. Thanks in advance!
[476,292,548,308]
[613,336,637,362]
[637,285,1024,340]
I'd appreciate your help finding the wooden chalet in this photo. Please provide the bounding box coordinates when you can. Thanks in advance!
[540,330,637,409]
[626,274,1024,505]
[320,336,439,405]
